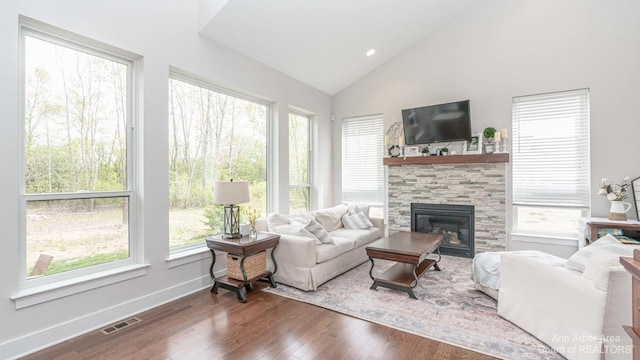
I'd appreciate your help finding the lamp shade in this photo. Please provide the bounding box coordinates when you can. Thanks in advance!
[213,180,250,205]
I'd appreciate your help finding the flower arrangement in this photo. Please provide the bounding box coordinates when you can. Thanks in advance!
[598,177,630,201]
[242,206,260,231]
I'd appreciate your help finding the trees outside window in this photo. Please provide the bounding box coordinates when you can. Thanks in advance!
[168,73,268,250]
[289,112,311,215]
[22,27,136,279]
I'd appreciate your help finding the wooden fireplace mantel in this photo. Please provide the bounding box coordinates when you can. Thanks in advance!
[383,153,509,166]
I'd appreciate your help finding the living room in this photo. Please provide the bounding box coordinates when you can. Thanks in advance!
[1,0,640,359]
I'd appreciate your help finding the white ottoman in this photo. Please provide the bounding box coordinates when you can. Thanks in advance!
[471,250,567,300]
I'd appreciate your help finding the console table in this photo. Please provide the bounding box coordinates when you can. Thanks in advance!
[578,217,640,248]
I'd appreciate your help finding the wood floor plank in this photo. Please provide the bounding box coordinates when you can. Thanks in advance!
[22,284,496,360]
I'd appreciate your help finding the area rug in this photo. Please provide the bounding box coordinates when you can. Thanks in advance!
[263,256,562,360]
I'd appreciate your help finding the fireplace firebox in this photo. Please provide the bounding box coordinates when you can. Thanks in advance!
[411,203,474,258]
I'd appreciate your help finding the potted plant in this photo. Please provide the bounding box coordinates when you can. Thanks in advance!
[483,127,497,154]
[421,146,430,156]
[439,147,449,156]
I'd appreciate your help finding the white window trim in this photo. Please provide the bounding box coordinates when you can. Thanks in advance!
[18,17,142,299]
[11,264,149,309]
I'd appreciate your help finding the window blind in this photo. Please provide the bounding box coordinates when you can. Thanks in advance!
[342,115,384,205]
[512,89,590,207]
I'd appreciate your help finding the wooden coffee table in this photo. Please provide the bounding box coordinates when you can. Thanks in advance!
[365,231,443,299]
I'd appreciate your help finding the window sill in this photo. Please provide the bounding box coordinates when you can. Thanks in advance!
[11,263,150,309]
[511,232,579,247]
[166,245,211,269]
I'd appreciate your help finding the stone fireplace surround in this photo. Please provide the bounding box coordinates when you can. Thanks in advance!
[387,159,507,253]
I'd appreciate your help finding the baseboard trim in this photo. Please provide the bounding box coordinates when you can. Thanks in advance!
[0,272,221,359]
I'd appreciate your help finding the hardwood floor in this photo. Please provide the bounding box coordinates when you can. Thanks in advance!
[22,283,496,360]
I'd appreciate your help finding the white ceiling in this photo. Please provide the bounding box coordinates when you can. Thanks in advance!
[199,0,478,95]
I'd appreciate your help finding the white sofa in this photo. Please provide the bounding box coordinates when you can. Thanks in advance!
[497,234,638,360]
[256,204,384,291]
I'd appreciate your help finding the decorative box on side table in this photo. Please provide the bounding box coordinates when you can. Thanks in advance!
[205,232,279,303]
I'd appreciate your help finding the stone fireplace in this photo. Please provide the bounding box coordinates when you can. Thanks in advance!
[386,157,507,254]
[412,203,475,258]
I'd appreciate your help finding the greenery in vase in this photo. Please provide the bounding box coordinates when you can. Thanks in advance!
[483,127,496,143]
[242,206,261,230]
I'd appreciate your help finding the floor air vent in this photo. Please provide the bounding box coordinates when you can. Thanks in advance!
[100,317,142,335]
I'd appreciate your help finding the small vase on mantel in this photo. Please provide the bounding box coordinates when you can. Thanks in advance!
[609,200,632,221]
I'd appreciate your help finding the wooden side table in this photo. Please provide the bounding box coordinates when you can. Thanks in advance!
[620,249,640,359]
[580,217,640,246]
[205,233,279,303]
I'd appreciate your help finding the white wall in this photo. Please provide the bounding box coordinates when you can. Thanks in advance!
[332,0,640,255]
[0,0,332,357]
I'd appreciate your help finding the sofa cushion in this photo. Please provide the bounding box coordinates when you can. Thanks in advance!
[267,213,290,232]
[347,204,370,216]
[566,233,639,272]
[342,211,373,229]
[342,204,373,229]
[330,227,382,248]
[315,204,348,231]
[295,218,334,245]
[582,253,623,291]
[316,237,355,263]
[273,224,319,244]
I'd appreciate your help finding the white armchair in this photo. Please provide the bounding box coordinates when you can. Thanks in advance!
[497,234,636,360]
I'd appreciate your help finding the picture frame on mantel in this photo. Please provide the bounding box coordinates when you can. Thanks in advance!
[463,133,482,155]
[404,146,420,157]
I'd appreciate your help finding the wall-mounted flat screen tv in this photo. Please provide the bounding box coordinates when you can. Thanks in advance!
[402,100,471,145]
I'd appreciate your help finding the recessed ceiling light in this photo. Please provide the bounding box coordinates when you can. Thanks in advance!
[366,49,376,57]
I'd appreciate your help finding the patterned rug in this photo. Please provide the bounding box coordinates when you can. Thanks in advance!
[263,256,562,360]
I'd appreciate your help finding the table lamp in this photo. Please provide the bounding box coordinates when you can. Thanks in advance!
[213,180,250,238]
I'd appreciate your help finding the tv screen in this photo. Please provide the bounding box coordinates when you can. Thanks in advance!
[402,100,471,145]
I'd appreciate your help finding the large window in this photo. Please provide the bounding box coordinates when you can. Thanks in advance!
[289,112,311,215]
[21,23,137,280]
[342,115,384,217]
[512,89,590,237]
[168,71,268,250]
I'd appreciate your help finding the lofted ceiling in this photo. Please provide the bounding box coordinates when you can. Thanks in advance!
[199,0,478,95]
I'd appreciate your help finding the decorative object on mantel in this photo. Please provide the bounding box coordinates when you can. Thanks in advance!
[388,144,401,157]
[404,146,420,156]
[463,133,482,155]
[385,121,405,157]
[632,177,640,220]
[421,146,430,156]
[483,127,497,154]
[499,128,508,153]
[598,176,632,220]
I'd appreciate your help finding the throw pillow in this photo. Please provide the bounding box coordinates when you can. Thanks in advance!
[300,218,334,244]
[347,204,370,216]
[566,233,639,273]
[582,253,622,291]
[315,204,349,231]
[273,224,319,244]
[342,211,373,229]
[267,213,290,232]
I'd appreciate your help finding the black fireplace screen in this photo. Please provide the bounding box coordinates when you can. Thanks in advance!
[411,203,474,258]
